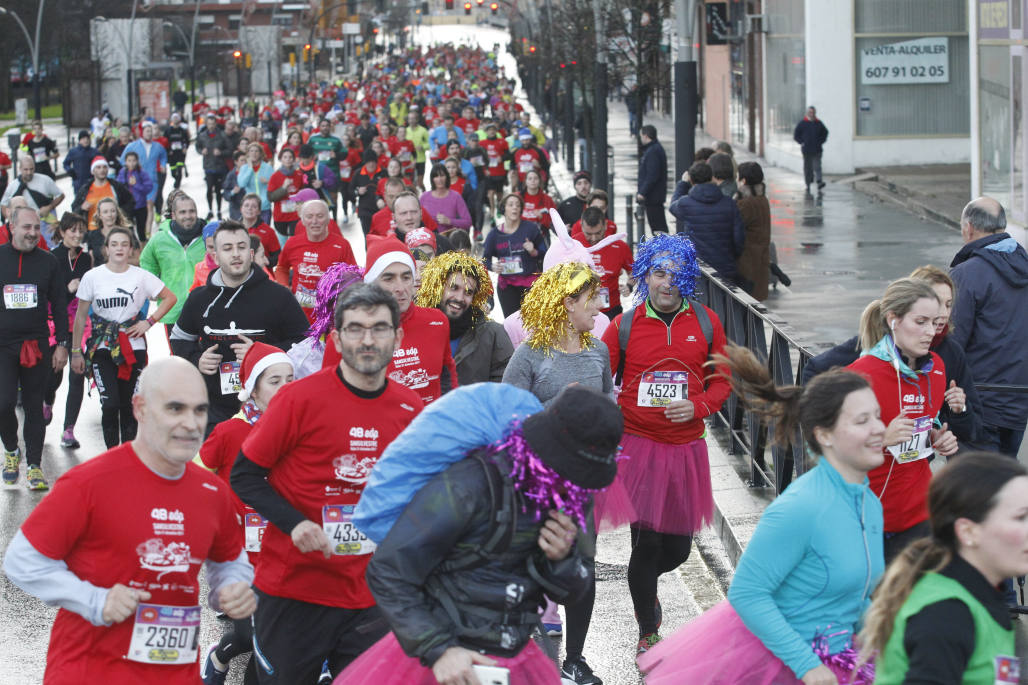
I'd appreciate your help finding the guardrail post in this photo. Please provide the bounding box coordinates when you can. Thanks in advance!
[625,194,634,249]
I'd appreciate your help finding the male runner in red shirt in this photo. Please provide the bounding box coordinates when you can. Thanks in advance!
[3,358,255,685]
[275,199,356,322]
[232,282,422,684]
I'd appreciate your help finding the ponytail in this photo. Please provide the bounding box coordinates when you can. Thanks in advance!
[712,345,869,455]
[858,299,885,352]
[857,538,951,663]
[859,452,1026,665]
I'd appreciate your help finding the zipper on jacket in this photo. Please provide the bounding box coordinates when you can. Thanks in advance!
[858,488,872,604]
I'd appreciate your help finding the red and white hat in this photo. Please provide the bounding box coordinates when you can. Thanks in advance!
[363,235,416,284]
[404,227,436,253]
[90,155,108,173]
[238,342,293,401]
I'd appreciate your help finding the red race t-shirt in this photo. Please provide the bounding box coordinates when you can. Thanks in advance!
[20,443,243,685]
[274,232,357,320]
[241,368,422,608]
[520,191,556,229]
[480,137,509,177]
[573,232,633,311]
[267,168,306,223]
[848,352,946,533]
[248,222,280,257]
[513,147,544,183]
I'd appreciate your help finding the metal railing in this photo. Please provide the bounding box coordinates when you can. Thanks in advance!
[692,263,836,494]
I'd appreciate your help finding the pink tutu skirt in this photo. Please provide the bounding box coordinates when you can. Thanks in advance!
[334,632,561,684]
[639,601,872,685]
[617,433,713,535]
[593,476,636,532]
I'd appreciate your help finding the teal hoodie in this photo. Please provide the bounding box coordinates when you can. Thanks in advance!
[139,219,206,324]
[728,458,885,679]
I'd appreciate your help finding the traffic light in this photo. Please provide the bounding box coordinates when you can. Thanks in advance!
[464,2,471,14]
[528,45,536,53]
[245,53,252,69]
[233,50,242,66]
[445,0,453,9]
[303,43,311,62]
[490,2,497,13]
[476,0,483,4]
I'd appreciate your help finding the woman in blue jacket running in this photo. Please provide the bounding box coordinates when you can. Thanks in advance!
[640,345,886,684]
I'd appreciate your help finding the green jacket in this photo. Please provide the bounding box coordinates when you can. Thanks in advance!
[139,219,206,324]
[876,571,1015,684]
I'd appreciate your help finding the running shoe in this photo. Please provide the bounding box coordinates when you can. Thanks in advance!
[200,644,228,685]
[26,465,48,491]
[3,448,20,484]
[42,403,53,425]
[543,622,563,637]
[317,659,332,684]
[61,428,80,449]
[636,632,661,655]
[561,656,602,685]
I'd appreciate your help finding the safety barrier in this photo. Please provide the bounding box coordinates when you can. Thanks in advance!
[692,263,834,494]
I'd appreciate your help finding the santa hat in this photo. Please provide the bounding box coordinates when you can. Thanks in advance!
[238,342,293,402]
[404,227,436,252]
[90,156,108,173]
[363,235,415,284]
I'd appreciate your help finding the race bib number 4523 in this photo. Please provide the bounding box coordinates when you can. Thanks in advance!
[126,604,200,665]
[637,371,688,407]
[322,505,376,555]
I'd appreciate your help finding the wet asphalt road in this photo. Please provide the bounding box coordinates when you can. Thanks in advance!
[0,21,1017,685]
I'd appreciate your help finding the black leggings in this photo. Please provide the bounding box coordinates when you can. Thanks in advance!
[205,171,226,216]
[628,526,693,634]
[91,348,147,448]
[0,339,50,466]
[131,206,149,243]
[564,554,596,662]
[63,367,86,429]
[496,284,528,318]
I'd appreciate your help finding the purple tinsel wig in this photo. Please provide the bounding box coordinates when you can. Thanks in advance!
[307,262,365,345]
[812,630,875,685]
[631,233,701,304]
[490,422,625,531]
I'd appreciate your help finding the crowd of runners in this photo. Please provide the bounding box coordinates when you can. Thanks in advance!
[1,39,1028,685]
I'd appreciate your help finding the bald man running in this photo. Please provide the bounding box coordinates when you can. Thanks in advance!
[4,357,256,684]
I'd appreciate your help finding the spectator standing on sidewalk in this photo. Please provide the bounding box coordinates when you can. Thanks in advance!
[636,125,668,234]
[734,161,771,301]
[793,106,828,193]
[950,197,1028,457]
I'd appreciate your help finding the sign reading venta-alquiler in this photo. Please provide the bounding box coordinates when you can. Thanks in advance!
[860,37,949,85]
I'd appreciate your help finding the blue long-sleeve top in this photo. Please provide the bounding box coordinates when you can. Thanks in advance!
[236,161,275,210]
[727,458,884,679]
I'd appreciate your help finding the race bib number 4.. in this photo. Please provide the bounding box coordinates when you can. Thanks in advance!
[244,511,268,553]
[322,504,376,555]
[3,284,38,309]
[887,416,934,464]
[126,604,200,665]
[995,655,1020,684]
[219,361,242,395]
[637,371,688,407]
[295,285,316,309]
[497,256,523,275]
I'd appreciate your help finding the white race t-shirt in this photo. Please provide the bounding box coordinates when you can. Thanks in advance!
[77,265,165,350]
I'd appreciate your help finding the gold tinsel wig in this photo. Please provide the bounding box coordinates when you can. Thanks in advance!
[415,251,494,315]
[522,262,601,352]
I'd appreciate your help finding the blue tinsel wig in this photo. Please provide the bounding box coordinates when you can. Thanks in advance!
[630,233,701,304]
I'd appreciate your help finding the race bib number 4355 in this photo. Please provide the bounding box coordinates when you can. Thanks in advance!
[126,604,200,665]
[322,504,376,555]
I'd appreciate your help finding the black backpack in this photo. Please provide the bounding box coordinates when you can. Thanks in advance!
[614,300,713,386]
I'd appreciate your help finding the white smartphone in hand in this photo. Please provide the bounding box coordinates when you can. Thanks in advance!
[473,664,511,685]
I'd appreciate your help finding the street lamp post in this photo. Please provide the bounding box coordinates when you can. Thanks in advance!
[0,2,45,121]
[163,19,197,114]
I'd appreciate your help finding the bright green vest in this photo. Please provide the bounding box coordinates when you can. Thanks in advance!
[876,572,1016,684]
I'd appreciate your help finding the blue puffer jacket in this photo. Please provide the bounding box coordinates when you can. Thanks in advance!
[669,182,745,280]
[950,232,1028,430]
[728,458,884,679]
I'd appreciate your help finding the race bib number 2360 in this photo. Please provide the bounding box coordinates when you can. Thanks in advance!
[126,604,200,665]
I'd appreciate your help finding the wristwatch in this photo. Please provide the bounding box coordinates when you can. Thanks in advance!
[56,340,69,348]
[146,316,158,326]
